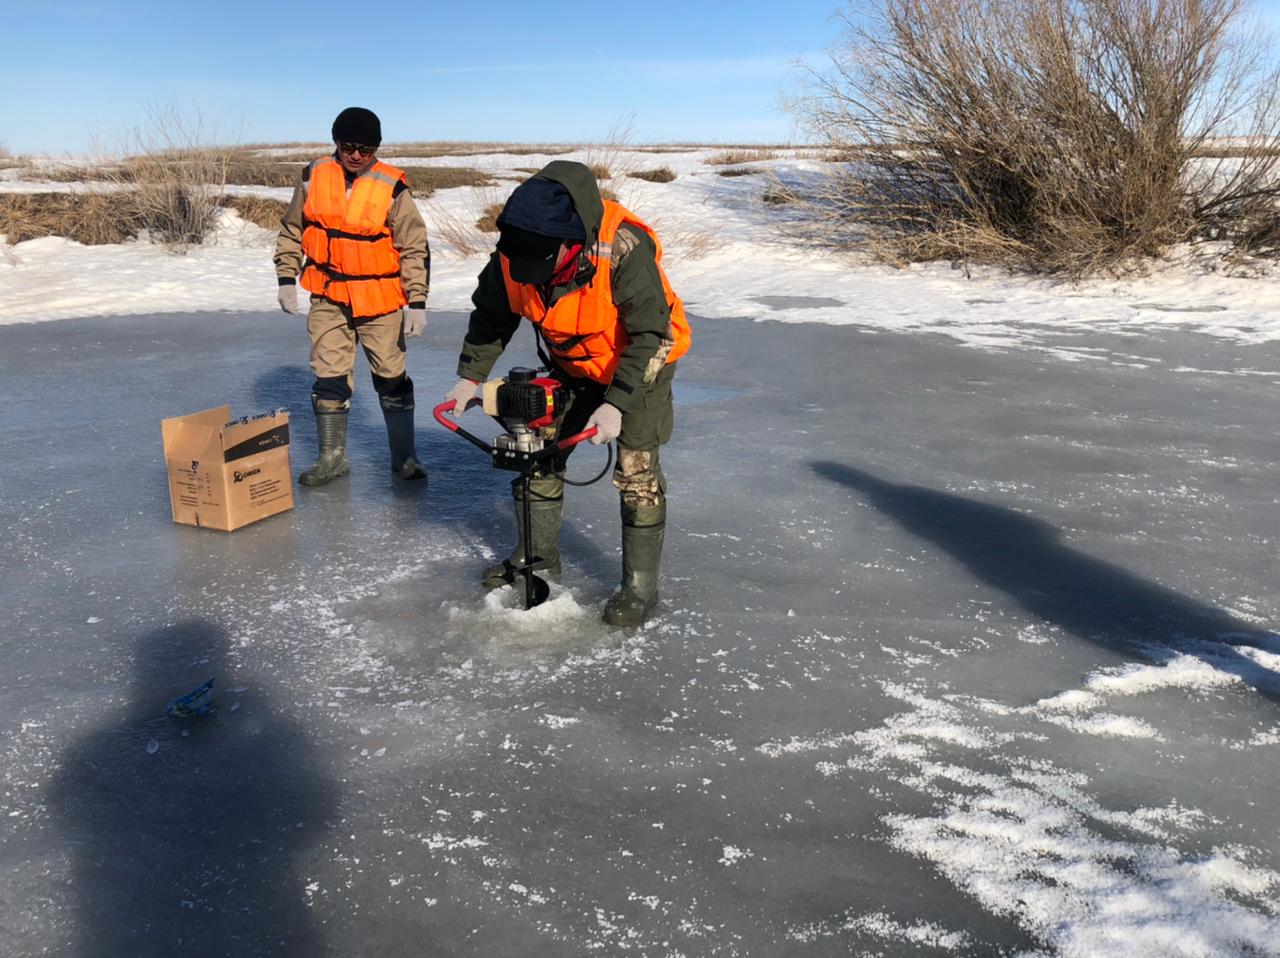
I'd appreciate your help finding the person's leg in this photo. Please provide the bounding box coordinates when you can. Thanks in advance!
[357,310,426,480]
[301,298,357,487]
[604,364,675,626]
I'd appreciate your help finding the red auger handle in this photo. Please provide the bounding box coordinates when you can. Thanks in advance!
[433,400,460,431]
[432,398,483,431]
[555,426,599,450]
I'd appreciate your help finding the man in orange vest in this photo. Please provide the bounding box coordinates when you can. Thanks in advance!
[442,161,691,627]
[274,107,431,486]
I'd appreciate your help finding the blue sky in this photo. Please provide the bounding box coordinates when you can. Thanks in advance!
[4,0,1280,154]
[0,0,838,153]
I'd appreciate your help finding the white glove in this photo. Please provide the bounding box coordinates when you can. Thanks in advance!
[444,378,479,418]
[403,306,427,338]
[586,402,622,445]
[277,283,299,315]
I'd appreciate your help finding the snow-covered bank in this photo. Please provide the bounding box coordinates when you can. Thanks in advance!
[3,147,1278,356]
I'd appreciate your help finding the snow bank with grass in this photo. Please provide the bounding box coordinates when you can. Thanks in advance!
[2,147,1279,357]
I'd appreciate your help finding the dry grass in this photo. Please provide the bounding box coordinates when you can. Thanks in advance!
[401,166,494,196]
[219,194,289,229]
[377,142,574,158]
[763,183,798,206]
[0,192,139,245]
[707,149,779,166]
[475,202,505,233]
[224,158,301,188]
[628,167,677,183]
[716,168,762,178]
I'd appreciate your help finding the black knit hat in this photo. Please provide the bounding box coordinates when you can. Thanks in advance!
[331,107,381,147]
[497,178,586,242]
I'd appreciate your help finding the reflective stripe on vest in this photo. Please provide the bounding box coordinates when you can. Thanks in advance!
[300,158,408,318]
[500,201,691,384]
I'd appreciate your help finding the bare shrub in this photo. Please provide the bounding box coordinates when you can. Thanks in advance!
[793,0,1280,274]
[83,107,234,247]
[0,192,138,245]
[628,167,677,183]
[707,149,778,166]
[219,194,289,229]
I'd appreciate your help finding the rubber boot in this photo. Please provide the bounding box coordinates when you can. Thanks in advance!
[380,399,427,481]
[299,398,350,487]
[481,474,564,590]
[603,500,665,627]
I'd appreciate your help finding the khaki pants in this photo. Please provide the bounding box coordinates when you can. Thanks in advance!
[307,297,405,394]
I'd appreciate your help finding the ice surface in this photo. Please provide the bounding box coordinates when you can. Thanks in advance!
[0,309,1277,956]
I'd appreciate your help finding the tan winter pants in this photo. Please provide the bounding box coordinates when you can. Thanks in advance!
[307,297,405,393]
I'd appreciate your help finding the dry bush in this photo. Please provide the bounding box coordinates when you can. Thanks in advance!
[793,0,1280,274]
[0,192,139,245]
[628,167,677,183]
[475,202,504,232]
[72,107,235,247]
[707,149,778,166]
[587,162,612,180]
[219,194,289,229]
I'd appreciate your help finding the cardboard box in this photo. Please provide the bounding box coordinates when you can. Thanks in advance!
[161,405,294,531]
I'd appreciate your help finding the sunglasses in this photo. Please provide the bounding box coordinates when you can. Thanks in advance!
[337,141,376,156]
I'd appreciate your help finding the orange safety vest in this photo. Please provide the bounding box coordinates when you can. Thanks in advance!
[500,201,691,384]
[300,157,408,318]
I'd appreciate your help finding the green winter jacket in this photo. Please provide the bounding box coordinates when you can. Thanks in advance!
[456,160,675,414]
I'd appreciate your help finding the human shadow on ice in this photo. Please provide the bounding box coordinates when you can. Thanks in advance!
[45,620,338,957]
[811,461,1279,703]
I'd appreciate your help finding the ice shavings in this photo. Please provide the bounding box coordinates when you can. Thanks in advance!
[1035,711,1163,740]
[786,910,971,950]
[832,686,1280,958]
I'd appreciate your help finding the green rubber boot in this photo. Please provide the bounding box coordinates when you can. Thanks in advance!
[603,500,665,627]
[299,398,350,487]
[380,399,427,481]
[481,474,564,590]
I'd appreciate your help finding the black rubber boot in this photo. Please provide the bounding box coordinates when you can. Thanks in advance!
[299,398,350,487]
[380,398,427,481]
[482,474,564,590]
[603,500,665,627]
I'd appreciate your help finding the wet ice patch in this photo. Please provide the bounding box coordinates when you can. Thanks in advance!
[750,294,845,310]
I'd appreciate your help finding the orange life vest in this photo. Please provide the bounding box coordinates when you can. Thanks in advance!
[300,157,408,318]
[500,201,691,384]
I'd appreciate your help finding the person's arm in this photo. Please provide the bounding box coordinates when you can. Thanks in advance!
[603,224,674,413]
[457,253,523,382]
[273,165,310,283]
[389,183,429,308]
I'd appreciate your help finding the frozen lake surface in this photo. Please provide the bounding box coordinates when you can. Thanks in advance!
[1,310,1278,956]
